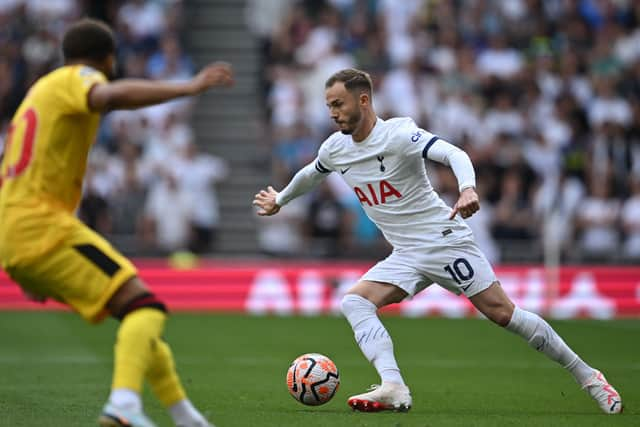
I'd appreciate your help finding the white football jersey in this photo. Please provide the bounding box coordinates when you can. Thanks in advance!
[316,117,473,249]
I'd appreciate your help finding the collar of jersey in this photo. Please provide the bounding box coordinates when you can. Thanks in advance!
[351,117,382,147]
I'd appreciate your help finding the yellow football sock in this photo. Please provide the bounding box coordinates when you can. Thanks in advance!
[146,338,187,406]
[112,308,166,392]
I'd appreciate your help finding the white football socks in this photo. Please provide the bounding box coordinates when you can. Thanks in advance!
[109,388,142,411]
[169,399,209,426]
[341,294,405,386]
[109,390,209,425]
[506,306,594,384]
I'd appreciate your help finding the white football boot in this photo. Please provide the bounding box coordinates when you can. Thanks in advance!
[98,403,158,427]
[581,370,623,414]
[347,382,412,412]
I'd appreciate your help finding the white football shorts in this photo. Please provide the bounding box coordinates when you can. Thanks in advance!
[361,239,497,298]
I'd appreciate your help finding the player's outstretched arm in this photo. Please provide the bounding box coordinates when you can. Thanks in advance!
[253,158,330,216]
[88,62,234,112]
[253,186,281,216]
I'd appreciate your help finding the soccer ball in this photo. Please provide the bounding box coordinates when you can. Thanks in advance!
[286,353,340,405]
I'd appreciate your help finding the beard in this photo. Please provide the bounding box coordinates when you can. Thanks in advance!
[339,109,361,135]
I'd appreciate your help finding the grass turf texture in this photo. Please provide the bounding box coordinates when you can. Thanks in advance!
[0,312,638,426]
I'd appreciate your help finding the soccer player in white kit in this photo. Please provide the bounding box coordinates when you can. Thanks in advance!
[253,69,622,414]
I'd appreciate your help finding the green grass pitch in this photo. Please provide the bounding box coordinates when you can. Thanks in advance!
[0,312,638,426]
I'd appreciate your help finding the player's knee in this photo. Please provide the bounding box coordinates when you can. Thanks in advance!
[340,294,357,316]
[340,294,375,316]
[116,292,167,320]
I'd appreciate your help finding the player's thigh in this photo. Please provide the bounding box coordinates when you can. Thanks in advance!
[358,251,428,306]
[421,240,497,298]
[7,221,137,323]
[347,280,408,308]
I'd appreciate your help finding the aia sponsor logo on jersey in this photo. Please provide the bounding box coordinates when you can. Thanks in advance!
[353,180,402,206]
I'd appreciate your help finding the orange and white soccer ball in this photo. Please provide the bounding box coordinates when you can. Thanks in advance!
[286,353,340,405]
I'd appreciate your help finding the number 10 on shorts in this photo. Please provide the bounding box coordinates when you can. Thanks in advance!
[443,258,475,284]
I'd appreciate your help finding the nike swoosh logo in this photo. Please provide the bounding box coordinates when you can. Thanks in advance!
[461,281,475,292]
[610,400,620,412]
[340,167,351,174]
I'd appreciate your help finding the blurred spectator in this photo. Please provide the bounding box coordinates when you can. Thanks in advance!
[588,77,632,129]
[304,181,351,257]
[170,139,229,254]
[379,56,429,122]
[523,132,561,183]
[245,0,294,47]
[491,168,537,242]
[271,121,318,184]
[142,112,193,172]
[588,121,633,197]
[574,177,621,261]
[139,135,229,254]
[376,0,422,67]
[141,169,193,253]
[476,33,524,79]
[268,65,304,128]
[482,92,525,142]
[621,177,640,261]
[256,195,307,257]
[117,0,166,51]
[79,192,111,235]
[146,34,194,80]
[108,141,148,238]
[534,168,586,261]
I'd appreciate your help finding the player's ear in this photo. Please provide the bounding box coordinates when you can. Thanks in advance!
[358,92,370,107]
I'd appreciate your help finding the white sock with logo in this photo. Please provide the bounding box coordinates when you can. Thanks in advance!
[341,294,405,386]
[506,306,594,384]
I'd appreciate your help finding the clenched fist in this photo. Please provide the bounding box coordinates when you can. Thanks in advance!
[189,62,234,95]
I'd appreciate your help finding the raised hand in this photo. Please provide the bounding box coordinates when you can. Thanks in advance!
[190,62,234,94]
[253,186,281,216]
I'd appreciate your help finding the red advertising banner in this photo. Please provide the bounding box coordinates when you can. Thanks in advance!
[1,261,639,318]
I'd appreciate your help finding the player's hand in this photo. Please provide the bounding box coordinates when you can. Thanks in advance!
[253,186,281,216]
[449,187,480,219]
[189,62,234,94]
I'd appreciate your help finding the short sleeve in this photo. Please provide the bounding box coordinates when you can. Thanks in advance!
[65,66,107,114]
[315,142,334,174]
[395,118,441,159]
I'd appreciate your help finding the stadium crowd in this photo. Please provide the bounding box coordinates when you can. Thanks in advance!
[248,0,640,263]
[0,0,228,256]
[2,0,639,263]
